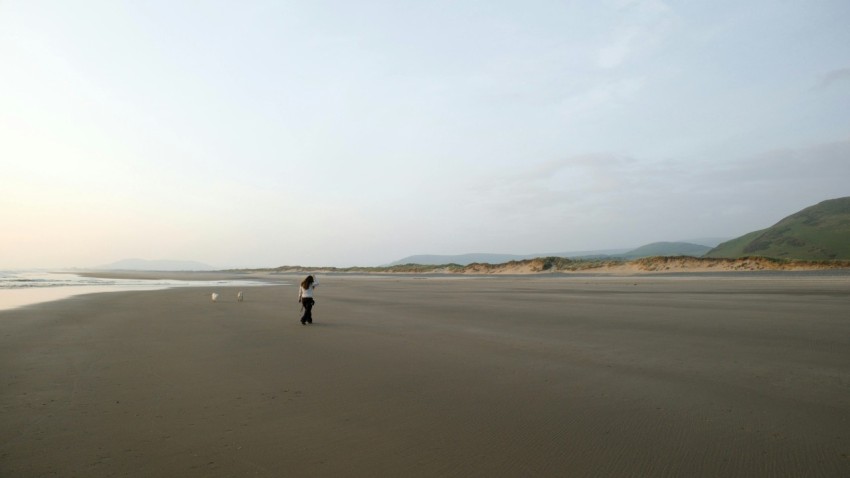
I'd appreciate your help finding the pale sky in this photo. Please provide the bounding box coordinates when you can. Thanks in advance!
[2,0,849,269]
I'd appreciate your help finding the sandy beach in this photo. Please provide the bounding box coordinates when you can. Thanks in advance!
[2,274,849,477]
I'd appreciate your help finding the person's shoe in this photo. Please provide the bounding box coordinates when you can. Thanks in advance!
[301,321,306,325]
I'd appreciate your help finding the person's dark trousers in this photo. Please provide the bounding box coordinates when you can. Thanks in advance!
[300,298,315,324]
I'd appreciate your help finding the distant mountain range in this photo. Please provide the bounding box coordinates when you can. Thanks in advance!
[100,198,850,271]
[390,239,723,266]
[96,258,217,271]
[388,250,627,266]
[389,197,850,265]
[620,242,712,259]
[706,197,850,260]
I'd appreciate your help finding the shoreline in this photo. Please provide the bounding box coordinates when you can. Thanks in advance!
[0,271,285,312]
[5,267,847,313]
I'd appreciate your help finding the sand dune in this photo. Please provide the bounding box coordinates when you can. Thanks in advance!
[2,275,849,476]
[236,256,850,275]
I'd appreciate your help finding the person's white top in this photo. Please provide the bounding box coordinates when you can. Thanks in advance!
[299,277,319,299]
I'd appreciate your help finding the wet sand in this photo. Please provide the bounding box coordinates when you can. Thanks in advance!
[2,275,849,477]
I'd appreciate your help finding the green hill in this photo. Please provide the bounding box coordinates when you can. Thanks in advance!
[622,242,712,259]
[705,197,850,260]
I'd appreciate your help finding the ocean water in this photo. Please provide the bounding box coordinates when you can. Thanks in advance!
[0,271,276,312]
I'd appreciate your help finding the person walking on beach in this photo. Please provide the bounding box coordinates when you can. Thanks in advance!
[298,275,319,325]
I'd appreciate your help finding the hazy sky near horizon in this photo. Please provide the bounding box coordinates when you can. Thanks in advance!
[2,0,849,269]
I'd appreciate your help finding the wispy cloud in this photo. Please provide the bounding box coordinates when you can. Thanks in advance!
[813,68,850,91]
[463,137,850,244]
[597,27,643,69]
[596,0,676,69]
[465,153,650,218]
[708,138,850,184]
[558,76,646,117]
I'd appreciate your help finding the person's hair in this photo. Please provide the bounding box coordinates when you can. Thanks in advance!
[301,275,314,289]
